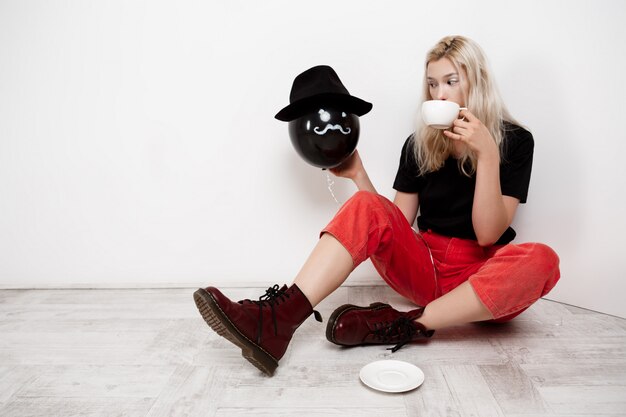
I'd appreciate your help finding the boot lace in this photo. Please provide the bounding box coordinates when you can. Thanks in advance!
[243,284,287,344]
[240,284,322,344]
[373,316,417,353]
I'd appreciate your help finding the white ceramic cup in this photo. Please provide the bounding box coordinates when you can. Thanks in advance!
[421,100,467,129]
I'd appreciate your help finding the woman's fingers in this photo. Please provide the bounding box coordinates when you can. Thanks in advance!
[443,129,463,141]
[446,124,476,142]
[453,118,470,128]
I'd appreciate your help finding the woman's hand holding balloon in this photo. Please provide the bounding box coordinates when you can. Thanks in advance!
[330,150,377,193]
[329,150,364,180]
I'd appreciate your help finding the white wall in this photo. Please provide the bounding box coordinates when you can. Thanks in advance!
[1,0,625,317]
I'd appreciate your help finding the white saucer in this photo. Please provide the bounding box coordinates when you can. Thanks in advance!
[359,360,424,393]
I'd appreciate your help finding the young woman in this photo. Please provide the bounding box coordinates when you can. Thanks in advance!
[193,35,561,376]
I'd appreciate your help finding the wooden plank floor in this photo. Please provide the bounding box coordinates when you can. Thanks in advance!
[1,286,625,416]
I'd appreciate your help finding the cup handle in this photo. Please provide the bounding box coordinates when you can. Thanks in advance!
[459,107,468,122]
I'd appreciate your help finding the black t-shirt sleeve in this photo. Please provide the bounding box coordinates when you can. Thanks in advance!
[393,135,421,193]
[500,126,534,203]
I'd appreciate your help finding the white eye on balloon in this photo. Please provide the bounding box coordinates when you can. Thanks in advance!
[319,109,331,122]
[342,112,347,117]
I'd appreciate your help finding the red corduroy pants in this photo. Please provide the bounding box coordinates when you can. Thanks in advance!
[321,191,561,321]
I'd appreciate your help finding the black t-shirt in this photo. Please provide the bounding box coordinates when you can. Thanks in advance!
[393,122,534,245]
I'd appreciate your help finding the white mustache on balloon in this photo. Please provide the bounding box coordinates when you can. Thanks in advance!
[313,124,352,135]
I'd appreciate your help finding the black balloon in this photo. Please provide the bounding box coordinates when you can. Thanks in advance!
[288,107,360,169]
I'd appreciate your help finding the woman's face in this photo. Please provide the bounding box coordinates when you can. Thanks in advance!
[426,57,469,107]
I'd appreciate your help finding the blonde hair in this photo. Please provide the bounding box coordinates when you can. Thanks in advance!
[411,35,519,176]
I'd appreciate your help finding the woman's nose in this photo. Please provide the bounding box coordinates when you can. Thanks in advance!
[435,87,447,100]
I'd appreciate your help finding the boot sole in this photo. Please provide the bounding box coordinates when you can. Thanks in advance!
[325,302,391,346]
[193,288,279,376]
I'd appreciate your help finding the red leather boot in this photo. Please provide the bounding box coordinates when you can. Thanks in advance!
[193,284,322,376]
[326,303,434,352]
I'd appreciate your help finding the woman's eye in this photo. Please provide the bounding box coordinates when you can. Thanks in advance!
[448,79,458,85]
[428,83,437,88]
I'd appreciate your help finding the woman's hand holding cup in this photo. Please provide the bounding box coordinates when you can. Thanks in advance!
[443,109,499,162]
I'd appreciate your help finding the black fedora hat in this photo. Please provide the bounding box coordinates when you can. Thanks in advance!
[275,65,372,122]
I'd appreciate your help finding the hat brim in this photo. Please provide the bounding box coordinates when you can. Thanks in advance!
[275,93,372,121]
